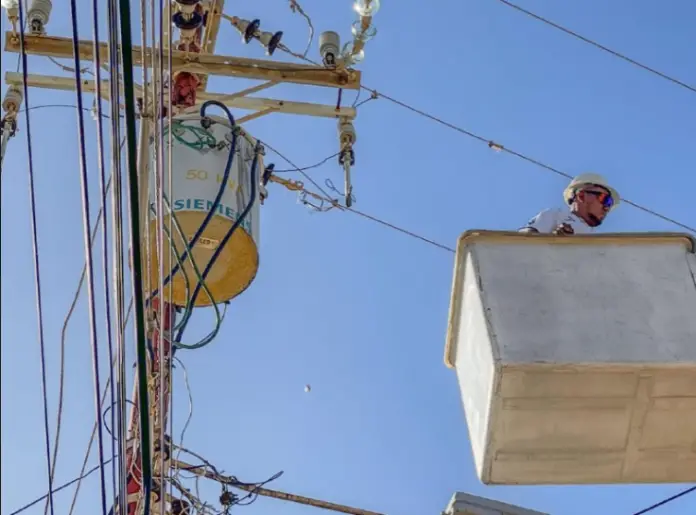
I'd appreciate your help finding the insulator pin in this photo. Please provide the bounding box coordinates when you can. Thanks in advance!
[28,0,52,34]
[2,85,23,115]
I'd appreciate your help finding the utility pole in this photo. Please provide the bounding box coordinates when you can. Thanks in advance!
[2,0,373,512]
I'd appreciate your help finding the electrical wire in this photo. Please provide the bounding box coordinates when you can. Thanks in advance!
[360,87,696,234]
[47,56,93,76]
[492,0,696,94]
[102,0,129,512]
[274,26,693,231]
[68,0,110,509]
[172,357,195,466]
[147,101,240,306]
[52,155,123,515]
[630,486,696,515]
[164,0,176,506]
[16,3,56,514]
[19,104,114,117]
[288,0,314,58]
[9,458,116,515]
[151,199,228,349]
[154,2,171,500]
[117,0,155,512]
[277,35,694,233]
[173,140,262,342]
[273,151,340,173]
[266,145,456,253]
[88,0,119,503]
[69,298,133,515]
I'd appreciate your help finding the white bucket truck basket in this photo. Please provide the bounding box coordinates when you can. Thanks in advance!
[445,231,696,485]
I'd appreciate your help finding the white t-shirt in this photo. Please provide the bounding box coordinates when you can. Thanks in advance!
[521,208,594,234]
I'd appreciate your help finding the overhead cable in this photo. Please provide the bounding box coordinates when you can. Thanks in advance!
[361,88,696,234]
[16,3,56,514]
[87,0,119,503]
[104,0,129,509]
[264,145,456,253]
[493,0,696,94]
[116,0,155,511]
[9,459,116,515]
[277,14,695,233]
[52,164,120,515]
[631,486,696,515]
[68,0,110,509]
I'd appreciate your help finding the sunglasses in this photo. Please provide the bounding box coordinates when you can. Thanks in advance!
[584,190,614,209]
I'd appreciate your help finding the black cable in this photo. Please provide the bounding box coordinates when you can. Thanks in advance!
[104,1,128,510]
[103,399,137,438]
[493,0,696,94]
[631,486,696,515]
[68,0,110,510]
[267,144,456,253]
[174,139,262,341]
[232,471,284,506]
[116,0,154,510]
[16,3,56,514]
[19,104,114,117]
[363,87,696,234]
[273,152,340,173]
[88,0,119,503]
[9,458,116,515]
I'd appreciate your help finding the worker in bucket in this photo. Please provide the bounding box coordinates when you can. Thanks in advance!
[520,173,620,235]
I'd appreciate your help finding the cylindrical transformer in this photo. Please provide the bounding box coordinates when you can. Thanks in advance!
[147,114,262,307]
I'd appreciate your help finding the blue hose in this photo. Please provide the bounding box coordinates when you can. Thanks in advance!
[174,142,262,343]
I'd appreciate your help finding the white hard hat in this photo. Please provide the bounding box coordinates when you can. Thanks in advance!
[563,172,620,210]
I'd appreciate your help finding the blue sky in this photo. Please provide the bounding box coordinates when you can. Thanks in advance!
[1,0,695,514]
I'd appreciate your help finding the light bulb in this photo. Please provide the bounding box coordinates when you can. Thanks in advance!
[1,0,19,10]
[351,20,377,41]
[353,0,380,17]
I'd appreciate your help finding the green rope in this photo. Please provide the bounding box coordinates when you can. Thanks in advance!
[116,0,153,511]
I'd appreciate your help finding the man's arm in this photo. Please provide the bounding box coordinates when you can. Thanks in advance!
[519,209,558,234]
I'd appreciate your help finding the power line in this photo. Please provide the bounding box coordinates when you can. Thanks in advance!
[275,32,695,233]
[263,144,456,253]
[631,486,696,515]
[493,0,696,94]
[266,144,696,515]
[273,151,340,173]
[17,3,56,514]
[9,459,115,515]
[361,87,696,234]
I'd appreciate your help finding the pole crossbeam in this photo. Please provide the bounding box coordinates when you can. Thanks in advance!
[4,72,357,120]
[4,32,360,89]
[173,459,387,515]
